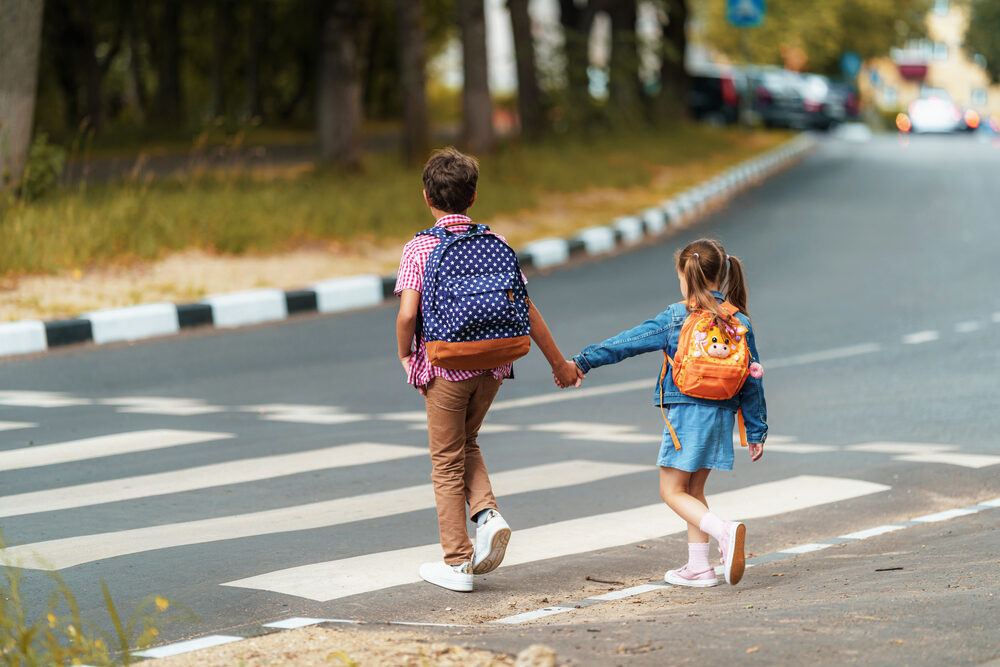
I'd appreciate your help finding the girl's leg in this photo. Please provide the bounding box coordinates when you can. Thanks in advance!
[685,468,712,544]
[659,467,710,528]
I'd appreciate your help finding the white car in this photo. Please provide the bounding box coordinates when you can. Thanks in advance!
[906,96,962,133]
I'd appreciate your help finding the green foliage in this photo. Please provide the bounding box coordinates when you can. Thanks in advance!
[965,0,1000,82]
[0,126,785,276]
[1,533,195,666]
[17,135,66,202]
[695,0,932,75]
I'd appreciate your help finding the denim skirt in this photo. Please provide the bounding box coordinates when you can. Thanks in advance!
[657,403,735,472]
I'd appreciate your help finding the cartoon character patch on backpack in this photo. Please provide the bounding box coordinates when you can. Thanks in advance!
[659,301,763,450]
[417,222,531,370]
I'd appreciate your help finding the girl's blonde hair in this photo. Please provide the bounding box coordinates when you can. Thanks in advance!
[675,238,749,328]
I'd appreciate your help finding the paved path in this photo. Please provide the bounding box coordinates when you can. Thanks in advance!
[2,132,998,663]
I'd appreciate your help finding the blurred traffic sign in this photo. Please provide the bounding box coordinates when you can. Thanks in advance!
[728,0,765,27]
[840,51,862,79]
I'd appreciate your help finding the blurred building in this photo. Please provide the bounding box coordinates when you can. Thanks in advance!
[860,0,1000,116]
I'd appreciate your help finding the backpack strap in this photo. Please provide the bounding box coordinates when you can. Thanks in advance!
[415,223,491,241]
[659,353,681,451]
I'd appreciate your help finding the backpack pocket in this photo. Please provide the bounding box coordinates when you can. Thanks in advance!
[442,272,525,337]
[673,359,748,400]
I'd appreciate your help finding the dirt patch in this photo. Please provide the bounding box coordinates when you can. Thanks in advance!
[150,625,542,667]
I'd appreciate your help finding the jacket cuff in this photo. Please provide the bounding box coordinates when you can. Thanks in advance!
[747,430,767,444]
[573,355,591,373]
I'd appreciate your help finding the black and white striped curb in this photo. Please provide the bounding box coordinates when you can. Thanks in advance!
[1,135,814,359]
[128,494,998,661]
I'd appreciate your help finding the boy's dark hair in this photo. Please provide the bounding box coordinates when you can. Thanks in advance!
[422,147,479,213]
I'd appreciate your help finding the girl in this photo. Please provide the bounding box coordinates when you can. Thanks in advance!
[571,238,767,587]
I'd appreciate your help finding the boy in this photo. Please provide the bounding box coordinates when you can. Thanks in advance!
[395,147,583,592]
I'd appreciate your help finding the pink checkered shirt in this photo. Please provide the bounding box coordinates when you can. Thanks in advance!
[395,214,525,388]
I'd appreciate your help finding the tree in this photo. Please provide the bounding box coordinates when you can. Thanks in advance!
[147,0,184,124]
[317,0,373,168]
[459,0,494,154]
[696,0,931,76]
[396,0,431,163]
[965,0,1000,83]
[508,0,544,139]
[657,0,690,118]
[558,0,598,127]
[0,0,45,190]
[606,0,643,126]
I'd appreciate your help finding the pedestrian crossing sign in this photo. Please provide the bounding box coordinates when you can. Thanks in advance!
[728,0,765,27]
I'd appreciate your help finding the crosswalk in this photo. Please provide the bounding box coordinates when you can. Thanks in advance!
[1,390,996,612]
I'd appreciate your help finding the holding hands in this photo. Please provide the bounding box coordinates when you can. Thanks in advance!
[553,359,584,389]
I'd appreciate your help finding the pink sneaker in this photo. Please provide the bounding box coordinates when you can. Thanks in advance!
[718,521,746,585]
[665,564,719,588]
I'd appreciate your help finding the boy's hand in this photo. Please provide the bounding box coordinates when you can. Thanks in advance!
[749,442,764,462]
[400,355,427,396]
[553,360,584,389]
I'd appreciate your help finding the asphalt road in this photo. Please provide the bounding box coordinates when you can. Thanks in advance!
[2,131,999,665]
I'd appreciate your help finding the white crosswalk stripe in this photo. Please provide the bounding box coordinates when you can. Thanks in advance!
[0,421,36,432]
[240,404,369,425]
[3,459,651,570]
[0,391,90,407]
[99,397,225,416]
[0,429,234,472]
[222,475,890,601]
[0,443,425,518]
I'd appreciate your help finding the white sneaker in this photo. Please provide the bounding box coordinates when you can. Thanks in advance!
[472,509,511,575]
[419,561,473,592]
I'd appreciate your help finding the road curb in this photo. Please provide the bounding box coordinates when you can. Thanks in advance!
[1,135,815,359]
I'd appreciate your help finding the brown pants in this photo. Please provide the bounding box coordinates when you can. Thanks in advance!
[424,374,502,565]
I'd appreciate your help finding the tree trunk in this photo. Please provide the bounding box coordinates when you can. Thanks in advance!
[211,1,233,118]
[658,0,689,119]
[317,0,371,168]
[459,0,494,155]
[508,0,543,139]
[557,0,596,129]
[396,0,430,163]
[0,0,45,190]
[246,0,266,119]
[77,1,105,134]
[151,0,183,125]
[607,0,642,127]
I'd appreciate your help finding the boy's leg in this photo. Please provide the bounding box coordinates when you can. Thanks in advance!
[462,374,503,517]
[425,377,477,565]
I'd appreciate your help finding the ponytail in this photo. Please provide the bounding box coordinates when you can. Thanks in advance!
[725,255,749,318]
[676,238,750,327]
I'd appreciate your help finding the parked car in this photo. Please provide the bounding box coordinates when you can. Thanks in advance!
[687,68,741,125]
[796,74,856,130]
[739,67,810,129]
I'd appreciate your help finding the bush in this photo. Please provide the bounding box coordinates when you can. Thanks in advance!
[18,134,66,202]
[1,532,195,666]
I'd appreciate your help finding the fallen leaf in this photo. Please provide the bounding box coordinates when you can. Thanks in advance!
[746,646,760,654]
[771,573,784,577]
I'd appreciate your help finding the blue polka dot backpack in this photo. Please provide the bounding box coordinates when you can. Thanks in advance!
[417,223,531,370]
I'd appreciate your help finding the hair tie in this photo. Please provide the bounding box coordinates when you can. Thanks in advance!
[726,254,730,261]
[692,252,699,259]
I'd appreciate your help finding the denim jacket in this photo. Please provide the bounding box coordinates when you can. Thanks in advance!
[573,291,768,443]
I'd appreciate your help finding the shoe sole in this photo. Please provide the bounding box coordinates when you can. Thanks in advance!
[665,571,718,588]
[724,522,746,585]
[472,525,510,575]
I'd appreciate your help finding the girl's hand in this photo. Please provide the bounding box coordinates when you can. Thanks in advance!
[749,442,764,462]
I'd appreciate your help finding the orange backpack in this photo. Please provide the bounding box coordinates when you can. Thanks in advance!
[659,301,751,451]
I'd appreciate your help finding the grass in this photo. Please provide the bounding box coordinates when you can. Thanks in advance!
[0,124,790,278]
